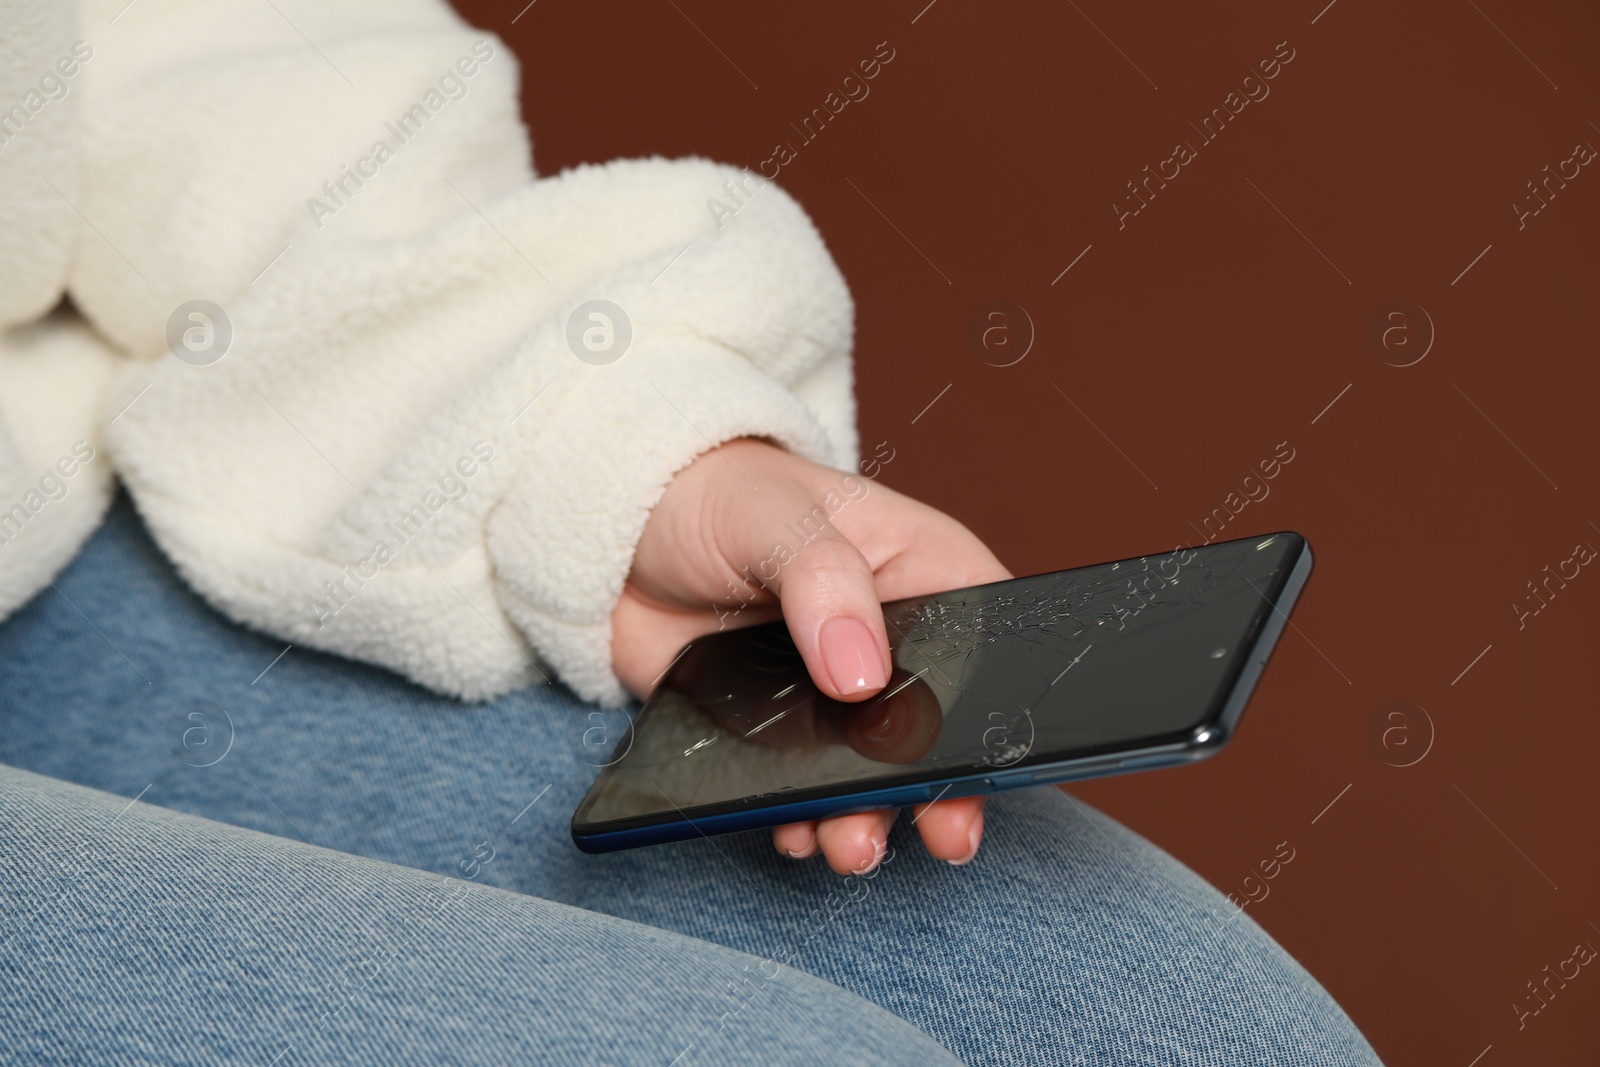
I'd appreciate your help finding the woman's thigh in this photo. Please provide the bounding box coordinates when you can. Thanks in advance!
[0,497,1382,1066]
[0,763,957,1067]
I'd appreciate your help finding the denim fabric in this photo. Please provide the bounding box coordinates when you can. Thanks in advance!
[0,763,958,1065]
[0,496,1385,1066]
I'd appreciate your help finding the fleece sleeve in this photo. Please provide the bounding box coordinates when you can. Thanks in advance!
[0,0,79,328]
[60,0,856,705]
[0,0,117,621]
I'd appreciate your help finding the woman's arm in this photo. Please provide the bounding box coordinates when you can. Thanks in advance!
[4,0,998,871]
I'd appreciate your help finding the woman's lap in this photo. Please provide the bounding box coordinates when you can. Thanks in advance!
[0,496,1382,1066]
[0,762,959,1066]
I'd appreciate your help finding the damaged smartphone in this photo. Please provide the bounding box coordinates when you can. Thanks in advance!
[571,531,1311,853]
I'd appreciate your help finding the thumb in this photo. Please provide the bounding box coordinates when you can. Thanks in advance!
[765,529,892,702]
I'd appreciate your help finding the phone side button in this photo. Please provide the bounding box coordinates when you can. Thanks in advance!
[935,778,992,800]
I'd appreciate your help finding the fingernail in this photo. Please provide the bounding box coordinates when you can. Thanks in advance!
[820,616,888,696]
[947,811,983,867]
[784,848,807,859]
[850,827,888,875]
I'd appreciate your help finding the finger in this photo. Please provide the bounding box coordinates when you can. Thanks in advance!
[909,794,985,865]
[610,582,785,702]
[825,482,1013,598]
[766,530,892,703]
[772,820,818,859]
[608,589,707,700]
[814,809,898,876]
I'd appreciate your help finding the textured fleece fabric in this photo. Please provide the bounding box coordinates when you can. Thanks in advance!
[0,0,858,706]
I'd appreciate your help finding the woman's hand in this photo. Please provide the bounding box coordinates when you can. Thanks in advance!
[611,437,1011,875]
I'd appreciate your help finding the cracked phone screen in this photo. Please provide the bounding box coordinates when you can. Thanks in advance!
[579,533,1301,826]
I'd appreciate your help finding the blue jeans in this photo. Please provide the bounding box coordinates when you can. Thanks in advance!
[0,496,1383,1065]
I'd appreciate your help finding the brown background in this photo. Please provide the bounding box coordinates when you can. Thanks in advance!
[456,1,1599,1062]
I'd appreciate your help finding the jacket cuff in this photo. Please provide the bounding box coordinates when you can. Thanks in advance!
[487,335,842,706]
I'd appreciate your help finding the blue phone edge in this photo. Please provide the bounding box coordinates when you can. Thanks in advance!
[571,533,1314,855]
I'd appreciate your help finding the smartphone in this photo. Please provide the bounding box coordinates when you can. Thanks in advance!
[571,531,1312,853]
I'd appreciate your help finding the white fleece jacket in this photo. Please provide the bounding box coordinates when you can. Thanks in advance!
[0,0,858,706]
